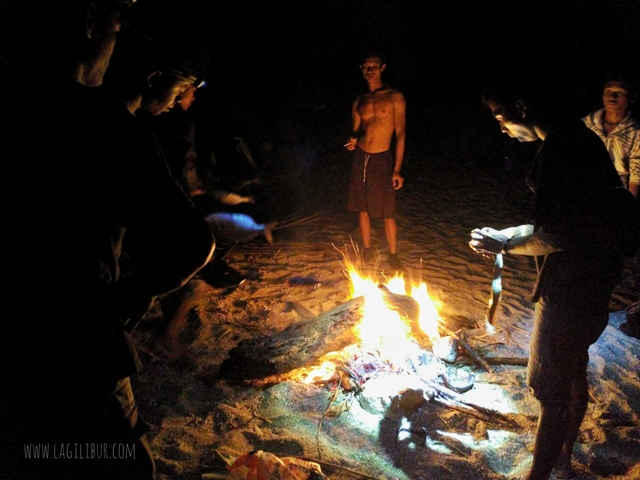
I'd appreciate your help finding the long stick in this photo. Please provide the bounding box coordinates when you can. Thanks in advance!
[486,253,503,326]
[273,208,338,231]
[426,381,520,428]
[456,356,528,367]
[293,456,379,479]
[441,326,494,373]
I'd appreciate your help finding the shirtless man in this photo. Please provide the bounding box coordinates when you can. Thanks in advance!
[345,53,406,270]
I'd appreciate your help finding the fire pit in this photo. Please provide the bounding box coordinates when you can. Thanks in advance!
[219,260,519,444]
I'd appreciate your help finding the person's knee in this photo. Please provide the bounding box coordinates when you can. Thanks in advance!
[538,397,570,423]
[568,376,589,405]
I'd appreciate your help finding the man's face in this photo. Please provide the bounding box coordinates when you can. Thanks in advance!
[360,57,385,82]
[486,99,539,142]
[602,81,630,117]
[143,77,194,115]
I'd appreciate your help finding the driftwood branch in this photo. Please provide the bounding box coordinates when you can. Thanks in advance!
[424,381,520,428]
[440,326,494,373]
[220,288,431,380]
[220,296,365,379]
[457,356,528,367]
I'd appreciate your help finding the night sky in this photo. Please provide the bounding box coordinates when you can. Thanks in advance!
[109,0,639,158]
[2,0,639,163]
[132,0,640,112]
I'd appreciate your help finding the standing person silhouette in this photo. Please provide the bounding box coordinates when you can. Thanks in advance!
[0,3,214,478]
[470,76,627,480]
[345,53,406,271]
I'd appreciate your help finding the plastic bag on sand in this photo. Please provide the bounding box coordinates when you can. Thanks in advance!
[228,450,327,480]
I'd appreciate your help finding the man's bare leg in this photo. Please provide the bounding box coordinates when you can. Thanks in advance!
[384,218,397,254]
[385,218,402,270]
[359,211,374,263]
[359,212,372,248]
[554,378,588,477]
[526,400,570,480]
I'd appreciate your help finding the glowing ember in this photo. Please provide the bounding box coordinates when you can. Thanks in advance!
[303,359,340,385]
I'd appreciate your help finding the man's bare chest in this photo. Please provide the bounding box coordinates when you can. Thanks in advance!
[358,95,393,121]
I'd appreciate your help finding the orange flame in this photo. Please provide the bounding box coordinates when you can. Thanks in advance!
[303,261,443,383]
[349,263,442,353]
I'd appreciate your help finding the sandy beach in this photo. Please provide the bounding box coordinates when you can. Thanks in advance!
[131,100,640,480]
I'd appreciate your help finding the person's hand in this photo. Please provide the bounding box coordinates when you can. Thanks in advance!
[392,171,404,190]
[220,192,255,205]
[344,137,357,151]
[469,227,510,256]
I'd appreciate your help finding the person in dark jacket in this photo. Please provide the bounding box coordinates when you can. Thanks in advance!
[0,2,214,478]
[470,78,627,480]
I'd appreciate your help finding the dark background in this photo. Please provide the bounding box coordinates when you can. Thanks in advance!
[2,0,640,207]
[121,0,640,168]
[132,0,640,120]
[3,0,639,143]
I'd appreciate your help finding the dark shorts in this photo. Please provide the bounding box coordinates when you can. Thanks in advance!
[527,292,611,405]
[347,146,396,219]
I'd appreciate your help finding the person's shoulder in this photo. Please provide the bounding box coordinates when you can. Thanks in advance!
[582,108,603,125]
[385,86,405,102]
[547,118,603,147]
[621,112,640,131]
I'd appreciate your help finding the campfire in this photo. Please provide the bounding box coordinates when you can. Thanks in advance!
[349,266,442,350]
[217,250,529,480]
[220,254,521,430]
[302,262,446,386]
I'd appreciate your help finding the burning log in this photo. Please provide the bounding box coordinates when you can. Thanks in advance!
[221,286,439,380]
[379,287,497,373]
[220,296,365,379]
[220,273,500,382]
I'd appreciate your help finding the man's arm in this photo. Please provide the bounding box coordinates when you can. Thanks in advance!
[628,131,640,197]
[392,91,406,189]
[345,98,361,150]
[470,224,564,256]
[503,227,564,256]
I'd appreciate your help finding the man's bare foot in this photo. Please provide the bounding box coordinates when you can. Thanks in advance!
[389,253,403,271]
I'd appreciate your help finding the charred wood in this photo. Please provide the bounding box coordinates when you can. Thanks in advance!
[220,296,365,379]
